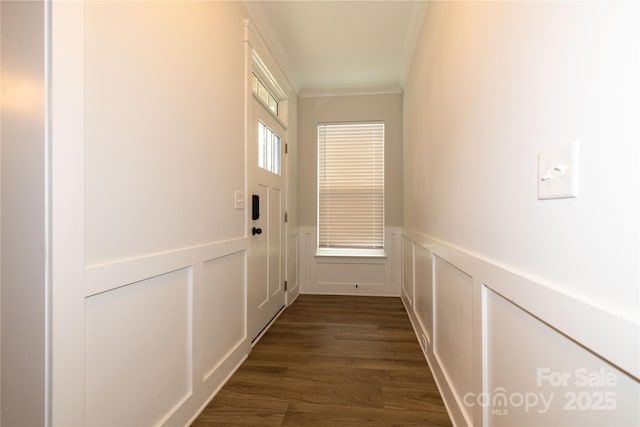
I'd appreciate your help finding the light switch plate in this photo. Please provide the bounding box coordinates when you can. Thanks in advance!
[538,141,579,200]
[234,191,245,209]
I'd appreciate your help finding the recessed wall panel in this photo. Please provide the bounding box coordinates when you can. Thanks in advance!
[485,288,639,426]
[201,252,245,379]
[414,244,433,343]
[299,227,400,296]
[316,261,385,286]
[85,268,191,425]
[287,234,298,290]
[402,237,414,304]
[434,256,473,421]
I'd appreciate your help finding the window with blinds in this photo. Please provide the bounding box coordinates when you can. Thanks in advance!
[317,122,384,254]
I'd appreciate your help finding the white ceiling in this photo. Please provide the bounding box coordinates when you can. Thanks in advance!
[242,1,428,96]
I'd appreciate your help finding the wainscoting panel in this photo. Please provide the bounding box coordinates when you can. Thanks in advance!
[401,228,640,426]
[433,256,474,424]
[316,261,386,287]
[287,233,300,300]
[85,237,247,297]
[484,287,639,426]
[85,268,192,426]
[83,237,253,426]
[200,252,245,381]
[299,226,402,296]
[402,236,414,305]
[413,244,433,345]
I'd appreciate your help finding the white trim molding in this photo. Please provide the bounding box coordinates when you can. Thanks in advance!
[401,227,640,427]
[300,226,402,296]
[50,2,86,423]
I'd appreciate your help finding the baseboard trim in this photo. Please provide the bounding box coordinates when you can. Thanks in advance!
[401,294,463,427]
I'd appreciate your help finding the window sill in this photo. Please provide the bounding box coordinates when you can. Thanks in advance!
[315,248,386,258]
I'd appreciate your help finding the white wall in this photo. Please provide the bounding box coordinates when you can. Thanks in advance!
[403,2,639,426]
[48,1,298,425]
[83,2,251,423]
[84,2,246,264]
[0,1,47,424]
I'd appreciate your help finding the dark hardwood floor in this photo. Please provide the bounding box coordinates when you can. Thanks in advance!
[192,294,452,426]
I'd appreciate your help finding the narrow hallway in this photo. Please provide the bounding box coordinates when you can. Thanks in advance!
[193,295,451,426]
[2,1,637,425]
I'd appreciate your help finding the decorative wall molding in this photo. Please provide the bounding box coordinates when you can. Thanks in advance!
[401,228,640,426]
[287,232,300,303]
[85,237,248,297]
[403,228,639,380]
[84,238,250,426]
[299,226,402,296]
[299,85,403,98]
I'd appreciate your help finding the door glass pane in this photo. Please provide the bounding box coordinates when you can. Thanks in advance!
[258,122,266,169]
[268,95,278,115]
[273,134,281,175]
[251,73,280,120]
[266,128,273,172]
[257,121,281,175]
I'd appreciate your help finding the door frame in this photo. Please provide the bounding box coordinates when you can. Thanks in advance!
[50,1,87,423]
[244,20,291,343]
[247,99,287,342]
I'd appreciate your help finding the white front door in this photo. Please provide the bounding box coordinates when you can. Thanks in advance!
[247,96,286,342]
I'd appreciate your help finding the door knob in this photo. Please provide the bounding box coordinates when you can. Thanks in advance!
[252,227,262,235]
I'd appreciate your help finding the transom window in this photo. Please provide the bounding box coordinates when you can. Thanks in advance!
[317,122,384,255]
[252,73,279,116]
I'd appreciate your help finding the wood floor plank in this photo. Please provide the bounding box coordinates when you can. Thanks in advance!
[283,365,438,389]
[192,390,289,427]
[280,402,452,426]
[334,329,418,344]
[381,385,449,412]
[223,376,383,408]
[224,365,288,385]
[308,353,430,371]
[191,294,452,426]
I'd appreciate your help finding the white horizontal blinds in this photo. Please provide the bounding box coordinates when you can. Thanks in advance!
[318,122,384,249]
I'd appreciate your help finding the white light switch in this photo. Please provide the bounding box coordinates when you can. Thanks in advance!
[234,191,245,209]
[538,141,579,200]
